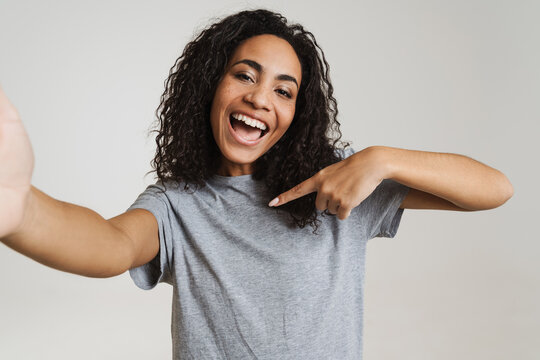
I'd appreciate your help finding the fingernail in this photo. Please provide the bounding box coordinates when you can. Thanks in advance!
[268,197,279,207]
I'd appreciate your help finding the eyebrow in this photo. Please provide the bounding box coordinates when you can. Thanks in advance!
[232,59,299,88]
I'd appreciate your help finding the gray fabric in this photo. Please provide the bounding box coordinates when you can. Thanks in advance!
[127,148,409,360]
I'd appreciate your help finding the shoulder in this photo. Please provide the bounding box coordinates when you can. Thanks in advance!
[140,179,199,200]
[334,146,356,160]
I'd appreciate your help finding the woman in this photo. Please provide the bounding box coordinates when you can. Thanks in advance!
[0,9,512,360]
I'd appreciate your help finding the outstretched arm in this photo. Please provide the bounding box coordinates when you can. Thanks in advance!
[269,146,513,219]
[375,146,513,211]
[0,86,159,277]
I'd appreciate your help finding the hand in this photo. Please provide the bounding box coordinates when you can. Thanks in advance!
[0,85,35,238]
[269,147,389,220]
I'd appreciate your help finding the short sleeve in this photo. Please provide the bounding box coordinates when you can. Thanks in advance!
[126,182,175,289]
[335,146,409,239]
[360,179,410,240]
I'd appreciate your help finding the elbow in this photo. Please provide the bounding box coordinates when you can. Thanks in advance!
[499,173,514,205]
[486,171,514,210]
[466,171,513,211]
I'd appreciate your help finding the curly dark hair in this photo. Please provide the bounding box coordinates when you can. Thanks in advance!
[148,9,350,231]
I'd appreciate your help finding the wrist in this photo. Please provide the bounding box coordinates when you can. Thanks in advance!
[12,186,36,237]
[366,145,397,181]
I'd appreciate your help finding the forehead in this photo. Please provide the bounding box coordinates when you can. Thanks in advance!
[229,34,302,83]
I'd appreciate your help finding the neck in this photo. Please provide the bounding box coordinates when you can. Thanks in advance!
[217,158,254,176]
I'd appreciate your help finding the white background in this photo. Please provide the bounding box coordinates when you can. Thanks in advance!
[0,0,538,359]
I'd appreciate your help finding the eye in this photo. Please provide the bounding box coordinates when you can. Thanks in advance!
[235,73,254,83]
[276,88,292,99]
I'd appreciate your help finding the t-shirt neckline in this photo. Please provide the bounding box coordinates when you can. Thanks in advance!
[208,173,258,186]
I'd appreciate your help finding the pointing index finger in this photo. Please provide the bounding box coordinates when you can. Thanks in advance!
[268,176,318,207]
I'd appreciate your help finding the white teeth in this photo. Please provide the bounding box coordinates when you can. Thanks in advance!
[232,113,267,131]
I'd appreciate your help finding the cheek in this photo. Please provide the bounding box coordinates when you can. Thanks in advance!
[210,86,229,126]
[279,103,296,130]
[209,104,219,133]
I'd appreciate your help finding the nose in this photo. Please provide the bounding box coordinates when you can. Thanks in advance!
[243,84,271,111]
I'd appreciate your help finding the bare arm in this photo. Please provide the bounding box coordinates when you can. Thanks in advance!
[377,146,514,211]
[1,186,158,278]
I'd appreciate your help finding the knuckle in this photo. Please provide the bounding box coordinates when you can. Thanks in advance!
[329,194,341,204]
[319,183,333,196]
[315,198,326,210]
[315,170,329,183]
[338,210,351,220]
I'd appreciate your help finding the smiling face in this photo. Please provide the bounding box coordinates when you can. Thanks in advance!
[210,34,302,176]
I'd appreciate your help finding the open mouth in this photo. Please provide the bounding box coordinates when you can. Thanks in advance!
[229,114,269,141]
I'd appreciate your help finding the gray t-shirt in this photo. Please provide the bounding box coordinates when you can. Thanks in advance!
[127,149,409,360]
